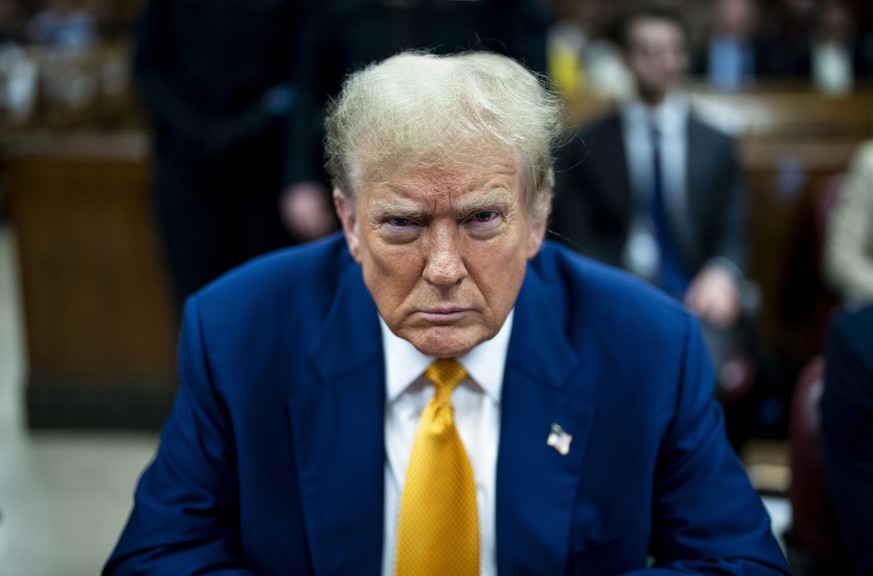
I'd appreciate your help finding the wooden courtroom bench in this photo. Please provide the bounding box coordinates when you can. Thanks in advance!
[2,131,177,428]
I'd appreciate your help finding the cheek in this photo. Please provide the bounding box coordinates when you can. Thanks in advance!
[360,245,423,300]
[472,242,529,302]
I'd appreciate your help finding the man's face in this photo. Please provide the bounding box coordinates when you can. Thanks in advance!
[335,154,546,358]
[624,17,689,101]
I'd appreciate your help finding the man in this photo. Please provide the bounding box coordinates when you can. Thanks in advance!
[280,0,551,253]
[552,6,747,392]
[821,304,873,575]
[105,52,789,575]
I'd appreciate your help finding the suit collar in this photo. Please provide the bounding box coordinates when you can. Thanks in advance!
[307,254,382,380]
[496,262,596,573]
[289,258,385,576]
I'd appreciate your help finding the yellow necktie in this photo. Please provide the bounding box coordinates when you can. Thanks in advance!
[395,358,480,576]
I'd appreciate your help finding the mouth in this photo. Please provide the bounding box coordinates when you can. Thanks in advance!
[416,307,472,324]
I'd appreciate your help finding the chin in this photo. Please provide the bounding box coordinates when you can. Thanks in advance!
[406,327,488,358]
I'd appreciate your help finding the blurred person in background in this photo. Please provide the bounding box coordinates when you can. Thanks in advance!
[820,304,873,576]
[694,0,767,90]
[824,140,873,308]
[547,0,633,101]
[132,0,308,309]
[552,4,754,445]
[0,0,24,45]
[27,0,96,50]
[807,0,873,94]
[763,0,816,77]
[280,0,552,251]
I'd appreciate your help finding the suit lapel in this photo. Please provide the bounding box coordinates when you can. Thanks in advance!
[287,260,386,576]
[683,116,708,257]
[496,267,596,574]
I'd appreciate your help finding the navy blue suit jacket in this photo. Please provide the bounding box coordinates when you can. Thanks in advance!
[105,233,789,575]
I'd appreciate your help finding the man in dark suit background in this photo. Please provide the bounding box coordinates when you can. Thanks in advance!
[133,0,309,308]
[104,51,789,575]
[551,5,750,424]
[553,3,745,330]
[821,304,873,575]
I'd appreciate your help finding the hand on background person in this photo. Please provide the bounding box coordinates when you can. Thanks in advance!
[684,265,741,328]
[280,182,338,242]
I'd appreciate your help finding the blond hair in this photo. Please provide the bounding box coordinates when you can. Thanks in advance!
[324,51,565,222]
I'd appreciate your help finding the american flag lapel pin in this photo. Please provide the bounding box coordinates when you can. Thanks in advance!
[547,423,573,456]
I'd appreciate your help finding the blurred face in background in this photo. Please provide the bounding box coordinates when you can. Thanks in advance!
[817,1,853,43]
[714,0,759,40]
[624,16,689,105]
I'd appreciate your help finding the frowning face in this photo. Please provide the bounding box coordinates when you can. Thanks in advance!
[335,154,546,358]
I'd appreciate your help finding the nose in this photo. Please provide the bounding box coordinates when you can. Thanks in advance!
[422,223,467,287]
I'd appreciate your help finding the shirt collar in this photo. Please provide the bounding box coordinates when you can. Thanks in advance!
[622,92,689,134]
[380,309,513,404]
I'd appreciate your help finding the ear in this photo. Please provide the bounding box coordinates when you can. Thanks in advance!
[526,217,546,259]
[333,189,362,262]
[526,195,549,259]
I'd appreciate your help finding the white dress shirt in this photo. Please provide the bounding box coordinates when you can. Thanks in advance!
[620,94,690,280]
[380,310,513,576]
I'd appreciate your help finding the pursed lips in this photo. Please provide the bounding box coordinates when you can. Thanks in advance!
[415,306,473,323]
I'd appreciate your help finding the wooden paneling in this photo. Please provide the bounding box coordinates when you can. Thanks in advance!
[3,131,177,428]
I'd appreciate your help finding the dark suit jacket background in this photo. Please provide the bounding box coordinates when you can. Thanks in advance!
[285,0,552,187]
[821,304,873,576]
[133,0,307,304]
[551,110,746,280]
[104,233,789,575]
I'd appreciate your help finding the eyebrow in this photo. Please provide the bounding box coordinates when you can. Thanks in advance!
[366,187,515,221]
[366,199,424,222]
[455,188,514,216]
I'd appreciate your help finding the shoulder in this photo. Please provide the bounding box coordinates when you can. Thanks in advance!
[850,140,873,171]
[687,113,737,147]
[528,241,691,346]
[555,112,622,172]
[190,232,353,327]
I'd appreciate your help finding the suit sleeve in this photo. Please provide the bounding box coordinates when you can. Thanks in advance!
[103,297,253,575]
[623,315,791,575]
[821,308,873,576]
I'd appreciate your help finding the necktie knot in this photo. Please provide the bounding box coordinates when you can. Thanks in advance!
[424,358,468,404]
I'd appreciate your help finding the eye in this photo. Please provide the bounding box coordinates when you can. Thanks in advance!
[388,217,413,227]
[471,211,498,223]
[379,215,422,243]
[464,210,503,237]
